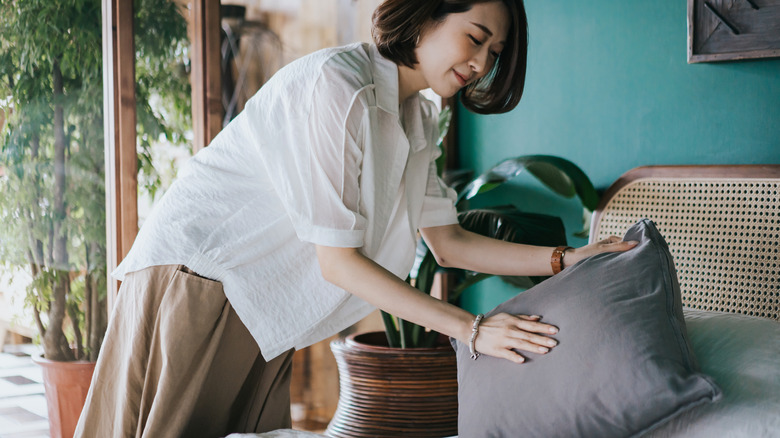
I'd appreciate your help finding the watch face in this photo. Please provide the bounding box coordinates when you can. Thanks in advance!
[688,0,780,63]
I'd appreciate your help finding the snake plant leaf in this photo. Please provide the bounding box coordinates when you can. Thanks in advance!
[381,311,401,347]
[399,317,412,348]
[405,316,441,349]
[419,328,441,348]
[383,252,439,348]
[457,155,599,212]
[409,251,443,346]
[410,320,424,348]
[414,251,439,295]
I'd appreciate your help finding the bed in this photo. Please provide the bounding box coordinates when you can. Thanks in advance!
[231,164,780,437]
[587,164,780,437]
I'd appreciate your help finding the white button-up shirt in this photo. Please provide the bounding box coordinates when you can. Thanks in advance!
[114,43,458,360]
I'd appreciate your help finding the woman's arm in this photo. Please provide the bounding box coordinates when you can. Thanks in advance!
[315,245,559,363]
[420,224,638,276]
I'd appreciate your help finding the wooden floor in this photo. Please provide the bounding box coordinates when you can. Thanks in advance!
[0,344,50,438]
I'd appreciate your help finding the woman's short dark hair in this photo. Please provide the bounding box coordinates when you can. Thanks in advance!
[372,0,528,115]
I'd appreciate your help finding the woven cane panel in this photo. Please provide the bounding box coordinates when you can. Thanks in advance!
[594,178,780,321]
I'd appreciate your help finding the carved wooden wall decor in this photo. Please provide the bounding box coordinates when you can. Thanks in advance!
[688,0,780,62]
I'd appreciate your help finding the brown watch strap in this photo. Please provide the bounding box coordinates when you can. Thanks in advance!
[551,246,573,275]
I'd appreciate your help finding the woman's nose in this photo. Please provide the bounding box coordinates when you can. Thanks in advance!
[469,49,490,77]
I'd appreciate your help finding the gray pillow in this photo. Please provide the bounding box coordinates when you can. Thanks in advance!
[453,219,721,438]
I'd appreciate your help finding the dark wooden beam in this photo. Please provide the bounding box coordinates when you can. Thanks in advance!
[102,0,138,308]
[191,0,223,152]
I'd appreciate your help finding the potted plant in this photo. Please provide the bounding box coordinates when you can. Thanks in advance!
[0,1,190,437]
[327,109,599,437]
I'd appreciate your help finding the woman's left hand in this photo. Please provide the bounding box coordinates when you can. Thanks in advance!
[563,236,638,268]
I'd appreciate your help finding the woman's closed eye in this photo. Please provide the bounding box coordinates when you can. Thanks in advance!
[468,34,500,58]
[468,34,483,46]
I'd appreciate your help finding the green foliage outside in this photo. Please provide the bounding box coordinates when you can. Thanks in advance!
[0,0,191,361]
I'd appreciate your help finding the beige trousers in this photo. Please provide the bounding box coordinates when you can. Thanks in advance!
[74,265,294,438]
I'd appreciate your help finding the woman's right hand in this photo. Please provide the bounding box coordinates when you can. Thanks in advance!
[473,313,559,363]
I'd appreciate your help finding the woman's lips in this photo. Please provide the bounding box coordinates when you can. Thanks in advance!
[453,70,467,86]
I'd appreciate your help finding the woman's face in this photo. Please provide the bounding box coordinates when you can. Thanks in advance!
[415,1,510,98]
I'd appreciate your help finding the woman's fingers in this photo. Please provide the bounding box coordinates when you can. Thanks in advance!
[515,316,558,335]
[510,324,559,347]
[474,313,559,363]
[601,235,638,252]
[500,348,527,364]
[505,321,559,354]
[568,236,638,265]
[516,314,541,321]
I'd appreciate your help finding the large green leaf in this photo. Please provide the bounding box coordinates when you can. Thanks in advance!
[441,168,474,196]
[448,207,568,301]
[457,155,599,211]
[457,206,568,247]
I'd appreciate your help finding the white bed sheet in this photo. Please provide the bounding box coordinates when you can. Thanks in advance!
[643,308,780,437]
[231,308,780,438]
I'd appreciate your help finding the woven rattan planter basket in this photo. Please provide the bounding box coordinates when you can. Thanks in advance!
[326,331,458,438]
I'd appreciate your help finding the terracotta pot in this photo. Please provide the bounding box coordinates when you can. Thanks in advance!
[32,355,96,438]
[326,331,458,438]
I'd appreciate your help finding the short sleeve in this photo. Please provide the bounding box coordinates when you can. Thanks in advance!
[250,50,372,248]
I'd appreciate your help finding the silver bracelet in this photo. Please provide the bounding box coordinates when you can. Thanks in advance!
[469,313,485,360]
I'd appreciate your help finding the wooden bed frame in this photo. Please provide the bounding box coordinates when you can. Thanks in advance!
[589,165,780,321]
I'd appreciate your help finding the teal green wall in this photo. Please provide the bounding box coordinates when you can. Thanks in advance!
[458,0,780,314]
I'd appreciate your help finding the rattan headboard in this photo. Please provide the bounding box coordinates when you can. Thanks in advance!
[590,165,780,321]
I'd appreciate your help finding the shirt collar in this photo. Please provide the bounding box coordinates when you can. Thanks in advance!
[368,44,428,152]
[401,94,427,151]
[369,44,401,116]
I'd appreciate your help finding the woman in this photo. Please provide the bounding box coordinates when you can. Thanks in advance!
[76,0,636,436]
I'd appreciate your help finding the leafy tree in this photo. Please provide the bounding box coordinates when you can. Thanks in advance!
[0,0,191,361]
